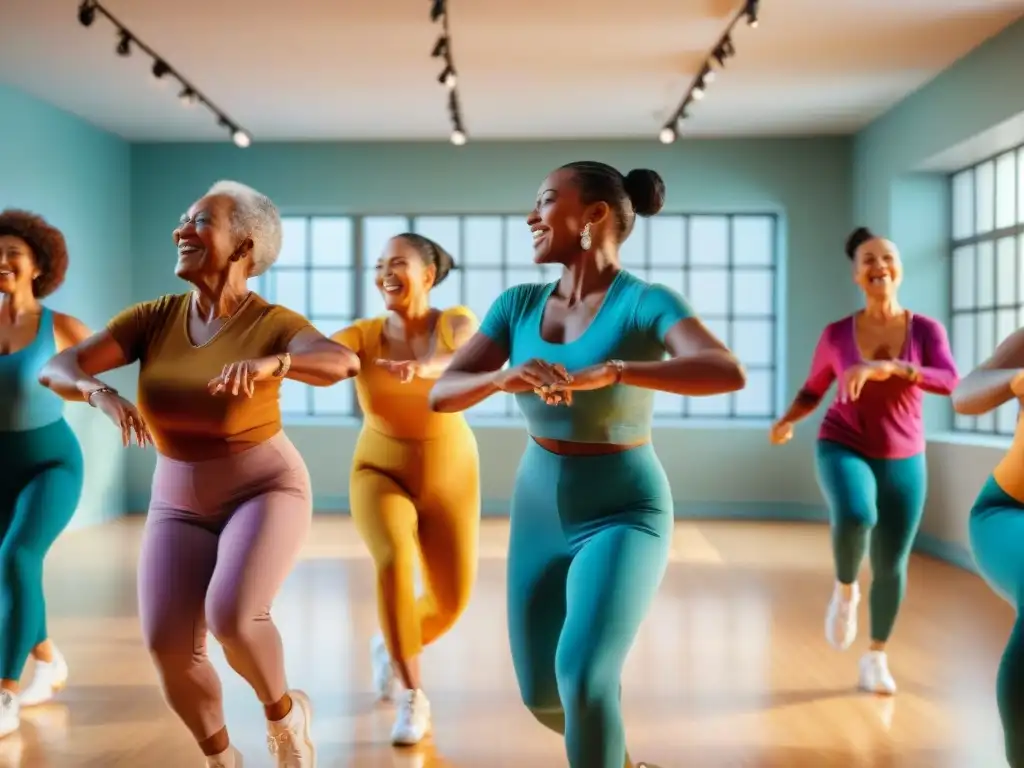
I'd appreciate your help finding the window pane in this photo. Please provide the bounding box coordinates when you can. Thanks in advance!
[507,267,543,287]
[362,216,408,264]
[279,217,307,267]
[504,216,535,266]
[952,313,975,376]
[731,319,773,367]
[731,269,773,316]
[976,160,995,234]
[952,246,975,311]
[279,378,308,415]
[469,392,513,417]
[464,269,505,323]
[688,269,728,315]
[270,270,308,316]
[997,238,1016,307]
[464,217,503,266]
[689,393,730,416]
[431,271,462,310]
[310,217,352,267]
[413,217,462,263]
[998,309,1016,357]
[653,390,683,416]
[734,368,773,417]
[954,412,976,432]
[732,216,774,266]
[978,409,996,433]
[689,216,729,266]
[952,170,974,240]
[649,217,685,265]
[539,265,560,282]
[996,152,1017,229]
[620,217,647,267]
[702,317,728,346]
[978,310,996,370]
[977,241,995,309]
[311,270,352,317]
[997,401,1020,436]
[647,269,685,297]
[313,381,354,416]
[1019,150,1024,224]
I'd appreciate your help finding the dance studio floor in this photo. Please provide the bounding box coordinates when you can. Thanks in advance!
[3,517,1012,767]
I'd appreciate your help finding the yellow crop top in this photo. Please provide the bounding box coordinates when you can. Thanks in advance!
[335,306,475,440]
[106,292,311,460]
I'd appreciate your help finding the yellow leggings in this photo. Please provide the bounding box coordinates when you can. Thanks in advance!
[350,423,480,660]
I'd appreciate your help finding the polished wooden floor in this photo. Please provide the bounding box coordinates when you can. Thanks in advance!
[1,518,1014,767]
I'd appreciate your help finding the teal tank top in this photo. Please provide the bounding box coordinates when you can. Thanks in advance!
[0,308,66,432]
[478,270,693,443]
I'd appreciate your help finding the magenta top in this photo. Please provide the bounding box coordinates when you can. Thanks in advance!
[799,313,958,459]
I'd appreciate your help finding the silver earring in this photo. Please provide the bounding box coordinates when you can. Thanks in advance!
[580,223,592,251]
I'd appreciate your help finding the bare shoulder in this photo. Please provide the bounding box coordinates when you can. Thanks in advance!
[50,310,92,352]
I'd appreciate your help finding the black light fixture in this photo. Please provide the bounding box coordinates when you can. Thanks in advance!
[116,30,131,56]
[76,1,252,146]
[429,0,468,145]
[657,1,759,143]
[77,0,96,26]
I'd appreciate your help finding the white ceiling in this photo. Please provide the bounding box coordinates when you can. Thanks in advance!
[1,0,1023,143]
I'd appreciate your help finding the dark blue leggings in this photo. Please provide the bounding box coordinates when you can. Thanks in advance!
[0,419,84,681]
[507,439,673,768]
[815,440,927,643]
[969,475,1024,767]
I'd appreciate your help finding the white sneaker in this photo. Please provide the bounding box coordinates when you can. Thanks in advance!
[0,691,19,738]
[207,745,244,767]
[19,647,69,707]
[858,651,897,695]
[371,633,396,702]
[825,582,859,650]
[391,689,431,746]
[266,690,316,767]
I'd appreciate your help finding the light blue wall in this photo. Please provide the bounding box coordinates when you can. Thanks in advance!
[125,138,853,514]
[0,84,133,528]
[852,17,1024,566]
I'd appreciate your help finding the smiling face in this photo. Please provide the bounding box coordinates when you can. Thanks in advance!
[852,237,902,299]
[375,236,436,310]
[525,169,609,265]
[172,194,246,280]
[0,235,38,296]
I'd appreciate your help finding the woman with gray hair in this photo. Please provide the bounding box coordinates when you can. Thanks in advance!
[39,180,359,768]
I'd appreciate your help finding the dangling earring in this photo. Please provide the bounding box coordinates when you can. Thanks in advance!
[580,223,592,251]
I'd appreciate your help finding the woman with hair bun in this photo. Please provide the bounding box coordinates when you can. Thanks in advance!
[429,162,746,768]
[331,233,481,747]
[770,227,958,695]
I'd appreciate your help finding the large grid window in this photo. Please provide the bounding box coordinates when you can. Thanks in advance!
[950,146,1024,435]
[254,213,779,422]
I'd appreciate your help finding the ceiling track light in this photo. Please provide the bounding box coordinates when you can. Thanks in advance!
[77,0,96,27]
[657,1,758,144]
[429,0,468,146]
[77,1,252,147]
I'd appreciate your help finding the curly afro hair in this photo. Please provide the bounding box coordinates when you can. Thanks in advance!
[0,209,70,298]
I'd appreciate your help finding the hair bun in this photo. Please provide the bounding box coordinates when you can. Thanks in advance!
[623,169,666,217]
[844,226,875,260]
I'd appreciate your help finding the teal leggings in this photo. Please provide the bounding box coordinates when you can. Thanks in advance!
[0,420,83,681]
[814,440,927,643]
[507,439,673,768]
[969,476,1024,767]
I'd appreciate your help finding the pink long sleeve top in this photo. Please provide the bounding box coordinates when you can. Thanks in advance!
[798,313,959,459]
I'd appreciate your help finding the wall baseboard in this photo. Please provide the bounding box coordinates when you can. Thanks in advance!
[124,494,976,573]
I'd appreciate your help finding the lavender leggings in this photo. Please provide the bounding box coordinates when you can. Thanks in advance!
[138,431,312,741]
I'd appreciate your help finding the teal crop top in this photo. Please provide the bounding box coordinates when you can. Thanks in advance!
[478,269,693,443]
[0,308,65,432]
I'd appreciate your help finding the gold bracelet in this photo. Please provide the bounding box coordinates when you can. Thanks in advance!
[608,359,626,383]
[86,386,116,407]
[273,353,291,378]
